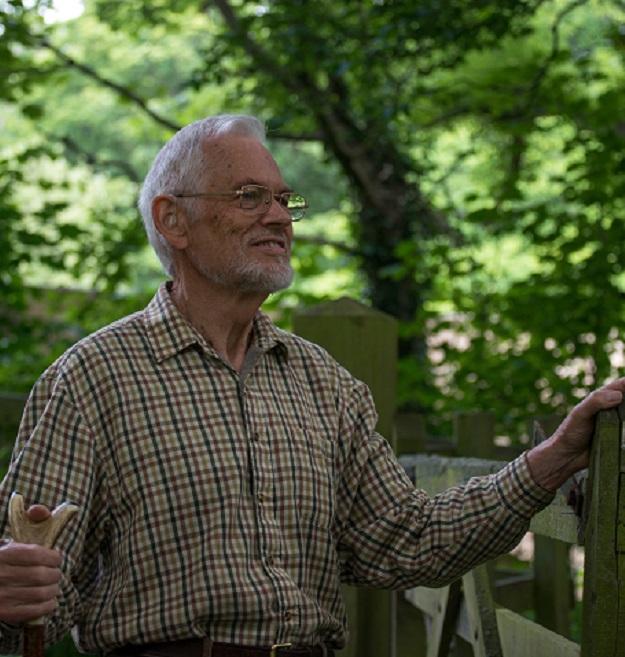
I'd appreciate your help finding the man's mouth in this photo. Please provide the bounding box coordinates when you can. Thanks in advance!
[249,235,288,253]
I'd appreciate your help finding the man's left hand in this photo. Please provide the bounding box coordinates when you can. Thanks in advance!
[526,377,625,491]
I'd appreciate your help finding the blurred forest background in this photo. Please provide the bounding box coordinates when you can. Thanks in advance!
[1,0,625,441]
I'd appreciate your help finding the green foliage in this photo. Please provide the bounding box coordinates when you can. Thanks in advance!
[45,632,89,656]
[1,1,624,650]
[1,0,625,432]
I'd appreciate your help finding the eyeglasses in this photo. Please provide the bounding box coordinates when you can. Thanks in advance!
[173,184,308,221]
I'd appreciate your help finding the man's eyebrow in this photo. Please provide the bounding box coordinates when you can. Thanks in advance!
[238,178,293,193]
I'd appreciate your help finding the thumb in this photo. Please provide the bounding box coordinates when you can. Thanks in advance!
[26,505,52,523]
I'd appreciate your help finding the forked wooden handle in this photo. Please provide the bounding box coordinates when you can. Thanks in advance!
[8,491,78,655]
[8,493,78,549]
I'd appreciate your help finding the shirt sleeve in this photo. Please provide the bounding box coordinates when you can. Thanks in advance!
[0,369,109,653]
[335,385,555,590]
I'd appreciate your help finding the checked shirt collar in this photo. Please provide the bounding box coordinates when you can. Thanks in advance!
[144,281,290,366]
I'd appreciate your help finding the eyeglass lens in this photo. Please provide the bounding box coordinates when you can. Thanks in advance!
[239,185,306,220]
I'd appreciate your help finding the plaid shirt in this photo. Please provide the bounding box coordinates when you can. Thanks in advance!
[0,282,554,653]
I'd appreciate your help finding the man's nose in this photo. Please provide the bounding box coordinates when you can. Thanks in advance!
[261,196,293,224]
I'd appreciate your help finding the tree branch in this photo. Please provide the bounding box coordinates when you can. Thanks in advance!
[40,38,181,133]
[294,234,360,257]
[523,0,590,113]
[60,135,142,182]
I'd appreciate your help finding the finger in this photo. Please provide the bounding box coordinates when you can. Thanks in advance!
[0,562,62,587]
[603,377,625,393]
[0,543,62,568]
[0,581,60,603]
[0,596,59,624]
[569,382,624,418]
[26,505,52,522]
[583,387,623,413]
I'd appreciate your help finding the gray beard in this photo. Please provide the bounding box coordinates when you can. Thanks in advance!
[199,255,294,293]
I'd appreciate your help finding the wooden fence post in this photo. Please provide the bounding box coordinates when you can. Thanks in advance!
[454,411,496,459]
[394,412,427,455]
[293,297,397,442]
[293,298,398,657]
[580,401,625,656]
[533,534,572,638]
[530,415,573,639]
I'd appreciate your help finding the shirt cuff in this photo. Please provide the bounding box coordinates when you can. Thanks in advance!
[494,452,556,519]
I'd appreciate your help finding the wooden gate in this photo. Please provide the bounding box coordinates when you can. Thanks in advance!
[401,402,625,657]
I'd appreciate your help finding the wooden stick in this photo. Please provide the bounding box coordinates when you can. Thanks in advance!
[8,493,78,657]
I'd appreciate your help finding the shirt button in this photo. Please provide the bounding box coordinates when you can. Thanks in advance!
[267,555,274,566]
[284,611,292,621]
[257,493,264,503]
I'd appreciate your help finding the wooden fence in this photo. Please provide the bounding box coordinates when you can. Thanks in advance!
[399,400,625,657]
[294,298,625,657]
[0,297,623,656]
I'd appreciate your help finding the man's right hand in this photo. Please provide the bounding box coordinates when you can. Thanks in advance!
[0,505,62,624]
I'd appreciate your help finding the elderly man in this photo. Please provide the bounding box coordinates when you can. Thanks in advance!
[0,114,622,657]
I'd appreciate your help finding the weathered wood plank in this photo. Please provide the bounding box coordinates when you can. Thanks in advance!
[400,454,508,495]
[462,565,503,657]
[496,608,580,657]
[619,550,625,657]
[492,572,533,613]
[533,535,572,638]
[580,405,622,657]
[529,501,578,544]
[404,585,448,618]
[405,586,473,646]
[406,580,581,657]
[394,412,427,455]
[454,411,497,459]
[617,472,625,552]
[411,580,463,657]
[406,572,504,657]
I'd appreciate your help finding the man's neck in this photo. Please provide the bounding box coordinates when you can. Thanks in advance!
[169,279,267,372]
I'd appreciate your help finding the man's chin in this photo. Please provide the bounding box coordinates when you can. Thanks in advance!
[239,265,294,293]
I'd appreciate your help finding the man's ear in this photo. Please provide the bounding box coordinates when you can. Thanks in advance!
[152,195,189,249]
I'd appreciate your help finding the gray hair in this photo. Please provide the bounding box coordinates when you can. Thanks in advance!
[138,114,266,277]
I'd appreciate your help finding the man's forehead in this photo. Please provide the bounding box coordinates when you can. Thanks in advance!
[202,135,285,185]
